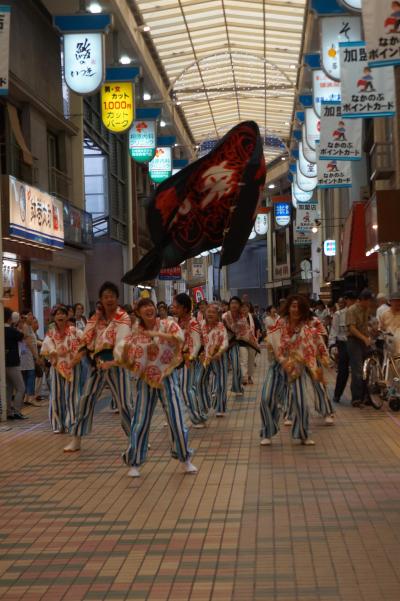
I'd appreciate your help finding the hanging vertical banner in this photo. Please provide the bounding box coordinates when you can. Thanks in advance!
[298,141,317,178]
[363,0,400,67]
[63,33,105,95]
[295,202,320,233]
[296,161,318,192]
[312,69,342,116]
[338,0,361,11]
[129,120,157,163]
[148,147,172,184]
[0,6,11,95]
[254,210,269,235]
[301,136,317,163]
[303,108,320,150]
[101,81,134,132]
[320,16,362,81]
[292,180,314,204]
[275,202,291,227]
[319,101,362,160]
[339,41,396,118]
[317,155,352,188]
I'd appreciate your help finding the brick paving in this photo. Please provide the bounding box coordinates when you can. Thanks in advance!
[1,353,400,600]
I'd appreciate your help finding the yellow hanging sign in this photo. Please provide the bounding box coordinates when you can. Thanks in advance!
[101,81,135,133]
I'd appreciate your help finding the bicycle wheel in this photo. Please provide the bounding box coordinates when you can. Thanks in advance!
[363,357,384,409]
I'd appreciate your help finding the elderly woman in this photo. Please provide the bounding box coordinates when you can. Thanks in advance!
[260,295,334,447]
[115,298,198,478]
[41,305,83,433]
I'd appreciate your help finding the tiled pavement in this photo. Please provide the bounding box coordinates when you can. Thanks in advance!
[1,353,400,601]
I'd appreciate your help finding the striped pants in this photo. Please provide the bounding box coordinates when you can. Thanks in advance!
[228,345,243,393]
[123,371,190,467]
[71,366,131,437]
[49,365,81,432]
[198,353,228,414]
[179,363,207,424]
[260,361,285,439]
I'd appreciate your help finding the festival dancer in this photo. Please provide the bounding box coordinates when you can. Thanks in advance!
[41,305,82,433]
[172,293,207,428]
[115,298,198,478]
[198,304,229,416]
[260,295,334,447]
[63,282,132,452]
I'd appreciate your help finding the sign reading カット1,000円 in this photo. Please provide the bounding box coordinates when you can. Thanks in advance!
[129,120,157,163]
[101,81,134,133]
[149,147,172,184]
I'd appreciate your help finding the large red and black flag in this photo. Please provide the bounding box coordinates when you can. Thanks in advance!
[122,121,266,285]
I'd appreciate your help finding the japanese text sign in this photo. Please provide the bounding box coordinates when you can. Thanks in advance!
[63,32,104,95]
[339,41,396,118]
[275,202,291,227]
[296,162,318,193]
[255,212,269,235]
[294,229,312,246]
[301,137,317,163]
[317,155,352,188]
[292,180,314,204]
[295,202,320,232]
[158,267,182,281]
[0,6,10,95]
[320,16,362,81]
[298,141,317,178]
[363,0,400,67]
[101,82,134,133]
[129,120,157,163]
[312,69,342,117]
[303,108,320,151]
[149,147,172,184]
[319,101,362,160]
[324,239,337,256]
[9,176,64,249]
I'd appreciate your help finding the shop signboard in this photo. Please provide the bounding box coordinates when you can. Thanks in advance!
[101,81,134,133]
[320,16,362,81]
[0,6,11,96]
[63,32,105,95]
[63,202,93,249]
[292,178,314,204]
[295,202,320,232]
[275,202,291,227]
[294,229,312,246]
[339,41,396,118]
[304,108,320,150]
[149,147,172,184]
[158,267,182,281]
[338,0,361,11]
[129,120,157,163]
[319,101,362,160]
[193,286,205,303]
[296,161,318,192]
[298,141,317,178]
[191,259,205,278]
[317,156,352,188]
[363,0,400,67]
[324,239,337,256]
[301,137,317,163]
[9,176,64,249]
[312,69,342,117]
[254,210,269,235]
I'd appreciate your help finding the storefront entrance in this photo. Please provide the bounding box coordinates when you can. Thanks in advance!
[31,268,72,336]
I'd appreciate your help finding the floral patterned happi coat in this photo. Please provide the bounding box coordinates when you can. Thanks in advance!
[200,322,229,366]
[81,307,131,357]
[178,316,201,362]
[222,311,260,351]
[115,318,184,388]
[266,317,329,382]
[41,325,83,381]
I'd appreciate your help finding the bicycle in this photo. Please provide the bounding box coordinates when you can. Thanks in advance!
[362,331,400,411]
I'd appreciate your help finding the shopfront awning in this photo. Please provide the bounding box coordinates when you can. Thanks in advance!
[341,202,378,276]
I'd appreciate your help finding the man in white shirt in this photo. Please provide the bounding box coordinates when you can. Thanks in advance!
[329,292,357,404]
[376,292,390,325]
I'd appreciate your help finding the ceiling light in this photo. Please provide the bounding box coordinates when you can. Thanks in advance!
[284,121,290,126]
[141,24,151,32]
[372,224,378,230]
[281,157,286,161]
[176,100,182,106]
[312,226,318,234]
[143,92,151,101]
[174,143,179,147]
[88,2,102,13]
[119,55,131,65]
[289,64,296,69]
[160,120,166,128]
[268,183,275,189]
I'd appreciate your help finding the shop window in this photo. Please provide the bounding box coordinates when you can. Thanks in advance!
[84,137,109,231]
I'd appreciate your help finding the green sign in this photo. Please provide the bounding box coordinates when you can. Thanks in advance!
[129,120,156,163]
[149,146,172,184]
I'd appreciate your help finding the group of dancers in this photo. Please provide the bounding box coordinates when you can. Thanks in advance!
[41,283,335,479]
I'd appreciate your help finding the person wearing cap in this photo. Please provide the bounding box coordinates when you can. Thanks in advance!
[346,289,374,407]
[329,292,357,404]
[379,291,400,354]
[376,292,390,325]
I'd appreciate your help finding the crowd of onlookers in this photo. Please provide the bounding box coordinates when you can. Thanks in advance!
[5,287,400,421]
